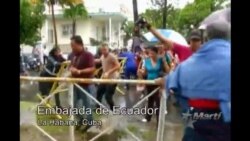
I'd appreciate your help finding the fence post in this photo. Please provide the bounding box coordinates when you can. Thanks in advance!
[156,89,167,141]
[68,83,75,141]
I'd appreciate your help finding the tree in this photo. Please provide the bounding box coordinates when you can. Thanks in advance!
[140,4,178,29]
[141,0,228,37]
[162,0,167,28]
[121,20,134,45]
[31,0,60,47]
[33,0,83,47]
[20,0,45,46]
[63,3,88,36]
[46,0,59,47]
[150,0,168,28]
[132,0,139,24]
[178,0,227,30]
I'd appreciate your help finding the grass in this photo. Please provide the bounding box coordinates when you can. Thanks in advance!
[127,124,140,134]
[20,101,107,135]
[36,114,70,134]
[127,123,156,141]
[142,130,156,140]
[20,101,148,140]
[114,130,128,138]
[20,101,37,110]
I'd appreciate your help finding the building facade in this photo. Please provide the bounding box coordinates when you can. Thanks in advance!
[41,0,131,53]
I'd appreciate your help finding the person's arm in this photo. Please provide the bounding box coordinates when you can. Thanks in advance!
[172,43,192,62]
[141,20,190,55]
[137,66,147,78]
[78,54,95,74]
[106,55,120,75]
[59,54,66,62]
[48,56,61,66]
[147,26,174,50]
[78,67,95,74]
[162,58,170,74]
[95,59,101,64]
[137,59,147,77]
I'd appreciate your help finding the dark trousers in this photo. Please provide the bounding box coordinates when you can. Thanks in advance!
[182,109,231,141]
[124,66,137,89]
[145,85,160,123]
[96,84,117,110]
[124,66,137,79]
[43,56,48,64]
[39,71,61,107]
[74,85,93,122]
[54,92,61,107]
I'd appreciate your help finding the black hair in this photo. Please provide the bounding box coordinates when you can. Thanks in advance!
[148,46,158,54]
[49,47,60,57]
[133,26,140,36]
[122,48,128,52]
[71,35,83,46]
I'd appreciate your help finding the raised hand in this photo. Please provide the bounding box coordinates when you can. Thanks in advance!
[135,17,149,29]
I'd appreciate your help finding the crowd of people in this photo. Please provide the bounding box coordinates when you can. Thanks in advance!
[27,17,230,141]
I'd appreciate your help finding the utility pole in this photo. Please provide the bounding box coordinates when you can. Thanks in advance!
[132,0,139,24]
[162,0,167,28]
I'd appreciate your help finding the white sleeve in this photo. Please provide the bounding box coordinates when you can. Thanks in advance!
[142,59,145,68]
[127,39,133,51]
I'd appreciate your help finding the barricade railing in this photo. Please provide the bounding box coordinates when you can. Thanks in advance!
[36,61,71,119]
[20,76,167,141]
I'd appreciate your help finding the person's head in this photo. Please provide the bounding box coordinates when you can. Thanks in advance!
[156,43,165,54]
[134,26,140,36]
[144,47,150,55]
[122,48,128,52]
[205,20,230,41]
[49,47,61,57]
[188,30,202,52]
[100,43,109,56]
[148,46,158,59]
[70,35,84,53]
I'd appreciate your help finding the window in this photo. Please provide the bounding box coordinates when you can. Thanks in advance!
[62,24,73,36]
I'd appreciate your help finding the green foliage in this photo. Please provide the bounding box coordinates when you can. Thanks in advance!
[140,0,228,35]
[140,4,179,29]
[177,0,227,34]
[20,0,45,46]
[63,3,88,36]
[63,3,88,21]
[121,20,134,45]
[150,0,166,8]
[140,9,162,28]
[90,38,102,46]
[121,20,134,38]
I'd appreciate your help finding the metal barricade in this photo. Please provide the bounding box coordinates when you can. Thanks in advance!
[20,76,167,141]
[36,61,70,119]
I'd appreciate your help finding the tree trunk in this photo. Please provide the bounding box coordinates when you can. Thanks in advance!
[162,0,167,28]
[72,19,76,36]
[51,1,58,48]
[132,0,138,24]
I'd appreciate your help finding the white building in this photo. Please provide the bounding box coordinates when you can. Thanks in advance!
[40,0,132,53]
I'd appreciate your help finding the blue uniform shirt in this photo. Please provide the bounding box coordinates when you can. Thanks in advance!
[119,52,137,69]
[166,39,231,122]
